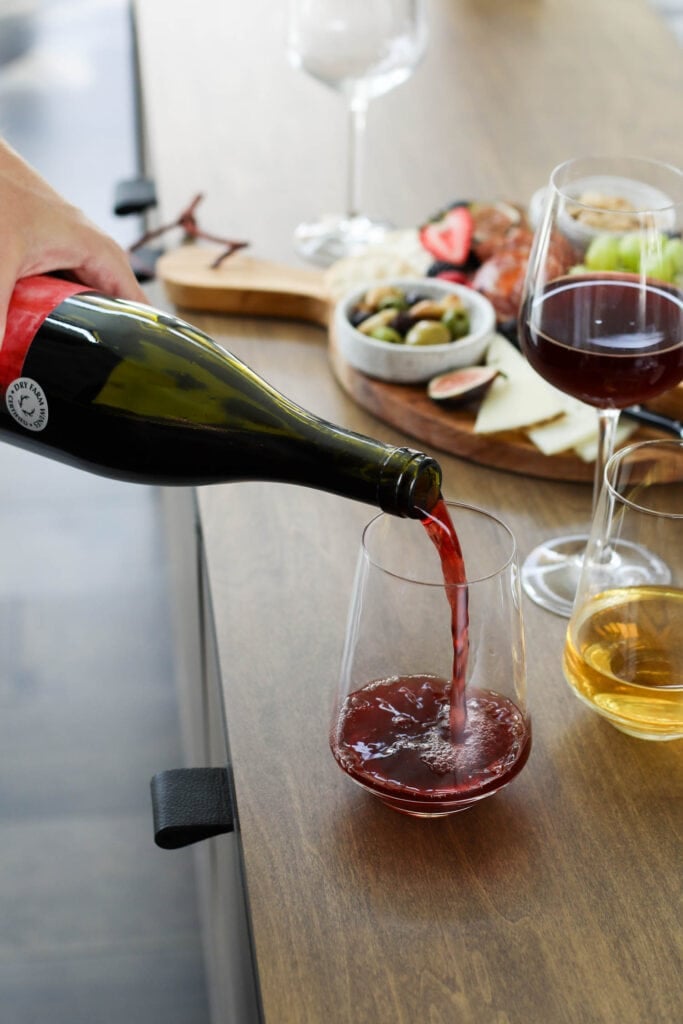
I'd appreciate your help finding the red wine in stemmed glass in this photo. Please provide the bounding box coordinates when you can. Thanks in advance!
[517,156,683,617]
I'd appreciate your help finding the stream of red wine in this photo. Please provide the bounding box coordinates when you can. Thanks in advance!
[420,496,469,738]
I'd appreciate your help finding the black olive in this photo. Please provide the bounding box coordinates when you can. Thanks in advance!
[349,307,372,328]
[389,311,416,336]
[402,290,430,307]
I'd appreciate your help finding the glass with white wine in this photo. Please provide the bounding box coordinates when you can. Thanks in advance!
[564,439,683,741]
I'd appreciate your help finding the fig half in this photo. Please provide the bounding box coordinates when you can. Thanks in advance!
[427,365,499,404]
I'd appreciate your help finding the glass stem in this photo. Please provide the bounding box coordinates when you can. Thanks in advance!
[592,408,621,514]
[346,97,368,220]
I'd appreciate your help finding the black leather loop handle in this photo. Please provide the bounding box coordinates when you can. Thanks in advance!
[150,767,235,849]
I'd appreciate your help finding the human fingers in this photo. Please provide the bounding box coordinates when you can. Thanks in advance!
[0,261,20,348]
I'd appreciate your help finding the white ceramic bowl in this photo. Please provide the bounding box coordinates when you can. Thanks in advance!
[529,175,675,252]
[334,278,496,384]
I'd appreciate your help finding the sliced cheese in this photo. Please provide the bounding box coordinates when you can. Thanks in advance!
[573,419,638,462]
[527,401,598,455]
[472,335,638,463]
[474,334,567,434]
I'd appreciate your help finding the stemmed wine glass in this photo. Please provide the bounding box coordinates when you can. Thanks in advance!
[518,156,683,617]
[287,0,428,266]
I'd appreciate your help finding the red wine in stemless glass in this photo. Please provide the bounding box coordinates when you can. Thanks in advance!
[520,273,683,408]
[334,674,531,815]
[331,498,531,815]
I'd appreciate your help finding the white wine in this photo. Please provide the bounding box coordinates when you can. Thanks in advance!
[563,585,683,739]
[0,276,442,516]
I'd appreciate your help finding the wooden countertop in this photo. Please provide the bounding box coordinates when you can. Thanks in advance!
[135,1,683,1021]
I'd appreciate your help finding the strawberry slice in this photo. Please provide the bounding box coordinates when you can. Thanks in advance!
[419,204,474,265]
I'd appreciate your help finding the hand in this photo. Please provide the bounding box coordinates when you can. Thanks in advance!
[0,139,148,345]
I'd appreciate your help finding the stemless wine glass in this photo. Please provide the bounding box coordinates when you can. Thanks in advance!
[287,0,428,266]
[565,439,683,741]
[330,501,531,817]
[519,156,683,617]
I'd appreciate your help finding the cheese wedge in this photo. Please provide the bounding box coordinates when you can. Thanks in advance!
[473,335,638,462]
[474,335,567,434]
[527,401,598,455]
[573,419,638,462]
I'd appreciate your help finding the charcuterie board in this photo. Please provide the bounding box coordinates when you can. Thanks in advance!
[157,244,683,483]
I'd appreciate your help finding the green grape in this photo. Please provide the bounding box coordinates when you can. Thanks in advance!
[617,233,641,273]
[585,234,621,271]
[665,236,683,276]
[641,250,675,282]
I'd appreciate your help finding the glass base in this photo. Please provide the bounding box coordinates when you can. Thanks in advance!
[522,533,672,618]
[380,801,475,818]
[609,722,683,742]
[521,533,588,618]
[293,213,393,266]
[566,687,683,742]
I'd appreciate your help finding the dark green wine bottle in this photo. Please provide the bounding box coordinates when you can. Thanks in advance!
[0,276,441,517]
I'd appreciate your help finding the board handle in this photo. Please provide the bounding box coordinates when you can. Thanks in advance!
[157,246,330,326]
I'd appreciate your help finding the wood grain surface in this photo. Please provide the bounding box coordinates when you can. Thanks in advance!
[135,0,683,1021]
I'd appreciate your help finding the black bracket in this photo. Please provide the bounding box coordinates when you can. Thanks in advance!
[150,767,235,849]
[114,176,157,217]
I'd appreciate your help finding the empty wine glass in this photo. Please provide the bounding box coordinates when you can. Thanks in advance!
[518,156,683,617]
[287,0,428,266]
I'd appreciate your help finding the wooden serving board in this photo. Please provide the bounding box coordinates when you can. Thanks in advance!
[157,244,683,483]
[157,244,330,327]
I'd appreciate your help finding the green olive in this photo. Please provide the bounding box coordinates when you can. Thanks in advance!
[405,320,452,347]
[442,307,470,340]
[370,326,404,344]
[376,293,409,311]
[364,285,407,310]
[357,309,396,335]
[409,298,447,319]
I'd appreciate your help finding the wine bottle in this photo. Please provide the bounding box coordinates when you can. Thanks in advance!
[0,276,442,517]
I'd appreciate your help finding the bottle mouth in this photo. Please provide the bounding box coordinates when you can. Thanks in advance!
[379,448,442,518]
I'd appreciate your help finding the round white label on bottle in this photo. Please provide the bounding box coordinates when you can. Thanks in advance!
[5,377,49,431]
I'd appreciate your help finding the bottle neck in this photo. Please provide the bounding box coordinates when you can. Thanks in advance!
[378,447,442,518]
[261,417,441,517]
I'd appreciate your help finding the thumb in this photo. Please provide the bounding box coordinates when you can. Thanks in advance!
[0,270,17,353]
